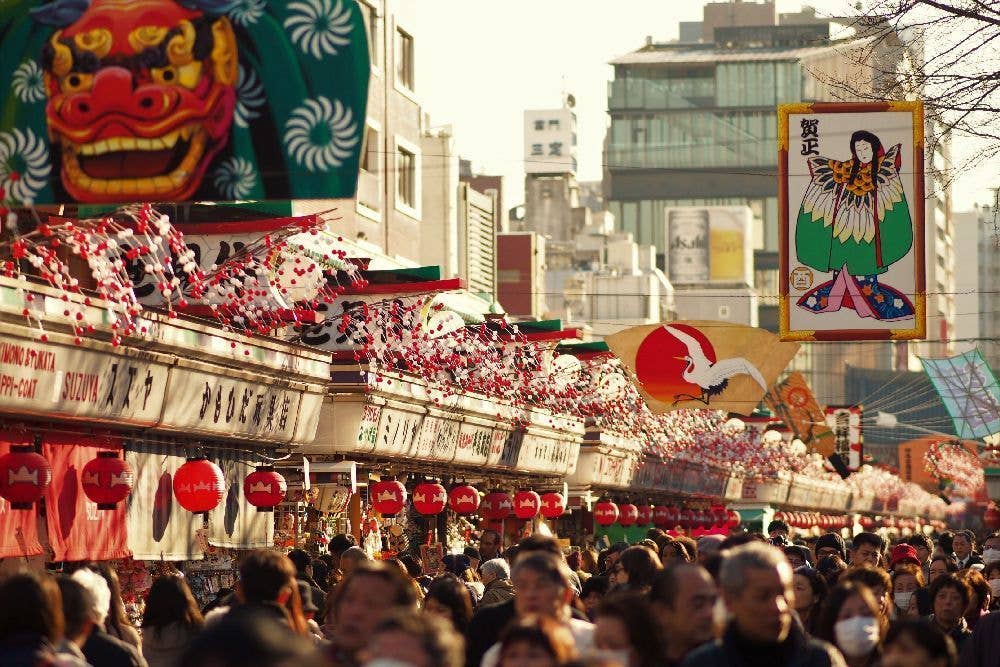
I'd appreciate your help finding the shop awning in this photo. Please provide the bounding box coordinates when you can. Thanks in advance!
[0,436,43,559]
[208,452,274,549]
[43,433,131,562]
[125,443,203,561]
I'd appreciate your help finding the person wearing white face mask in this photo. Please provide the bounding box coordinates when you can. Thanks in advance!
[983,562,1000,611]
[814,582,885,667]
[981,533,1000,567]
[890,565,925,619]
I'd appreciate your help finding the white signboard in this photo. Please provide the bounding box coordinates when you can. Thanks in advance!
[524,108,577,175]
[0,331,168,425]
[454,421,494,466]
[413,415,460,462]
[355,403,381,453]
[373,405,423,457]
[159,368,307,443]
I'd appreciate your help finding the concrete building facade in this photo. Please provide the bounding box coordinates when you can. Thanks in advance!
[604,5,954,404]
[294,0,424,265]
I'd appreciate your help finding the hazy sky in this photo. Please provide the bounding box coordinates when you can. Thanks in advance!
[413,0,997,211]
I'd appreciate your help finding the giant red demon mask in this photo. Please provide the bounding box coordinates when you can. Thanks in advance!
[41,0,237,202]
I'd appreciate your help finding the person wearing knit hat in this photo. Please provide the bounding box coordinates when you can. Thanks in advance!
[889,544,922,572]
[813,533,847,562]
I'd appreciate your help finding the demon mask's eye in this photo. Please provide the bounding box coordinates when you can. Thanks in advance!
[151,62,202,89]
[60,71,93,94]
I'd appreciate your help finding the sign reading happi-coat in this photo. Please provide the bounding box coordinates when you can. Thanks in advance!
[0,0,369,206]
[778,102,925,341]
[605,322,799,416]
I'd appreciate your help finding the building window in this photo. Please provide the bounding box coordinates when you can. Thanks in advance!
[397,144,416,209]
[530,143,543,156]
[548,119,560,129]
[360,125,379,173]
[395,27,414,91]
[360,1,379,68]
[534,120,545,131]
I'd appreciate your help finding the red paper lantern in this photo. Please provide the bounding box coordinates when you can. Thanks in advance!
[636,504,653,526]
[81,451,133,509]
[514,490,541,520]
[666,506,681,527]
[711,508,728,527]
[678,508,695,529]
[653,505,671,527]
[594,500,618,526]
[413,482,447,515]
[173,457,225,514]
[481,491,513,520]
[618,503,638,527]
[726,509,741,529]
[370,479,407,516]
[540,492,566,519]
[448,484,480,515]
[986,506,1000,530]
[243,466,286,512]
[0,445,51,509]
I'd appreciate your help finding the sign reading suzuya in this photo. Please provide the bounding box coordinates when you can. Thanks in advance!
[0,0,369,206]
[778,102,925,342]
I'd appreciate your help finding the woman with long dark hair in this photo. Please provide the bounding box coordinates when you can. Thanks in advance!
[422,574,474,636]
[814,581,886,667]
[142,575,204,667]
[793,566,828,635]
[611,546,662,593]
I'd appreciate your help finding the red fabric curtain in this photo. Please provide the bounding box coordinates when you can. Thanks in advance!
[0,436,43,559]
[43,433,131,562]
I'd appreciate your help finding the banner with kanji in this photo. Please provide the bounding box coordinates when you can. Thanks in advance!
[824,405,863,471]
[764,372,835,456]
[921,350,1000,440]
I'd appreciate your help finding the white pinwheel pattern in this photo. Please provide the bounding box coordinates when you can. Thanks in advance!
[234,65,266,128]
[283,96,359,172]
[284,0,353,59]
[227,0,266,26]
[212,157,257,199]
[12,60,46,104]
[0,128,51,205]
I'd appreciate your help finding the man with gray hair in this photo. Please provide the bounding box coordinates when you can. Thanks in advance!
[479,552,593,667]
[478,558,515,608]
[73,567,146,667]
[682,542,844,667]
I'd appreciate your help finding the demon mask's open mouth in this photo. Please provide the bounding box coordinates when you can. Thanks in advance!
[59,123,208,198]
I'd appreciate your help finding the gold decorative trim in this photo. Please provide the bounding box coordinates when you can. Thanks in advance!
[891,294,926,340]
[887,100,924,147]
[777,103,813,152]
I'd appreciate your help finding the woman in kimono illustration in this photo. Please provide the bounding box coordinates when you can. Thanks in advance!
[795,130,914,321]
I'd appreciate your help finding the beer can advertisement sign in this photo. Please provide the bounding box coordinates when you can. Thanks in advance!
[664,206,753,287]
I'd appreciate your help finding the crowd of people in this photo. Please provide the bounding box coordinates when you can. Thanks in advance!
[4,522,1000,667]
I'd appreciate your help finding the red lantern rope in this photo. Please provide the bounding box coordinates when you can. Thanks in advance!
[0,204,199,346]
